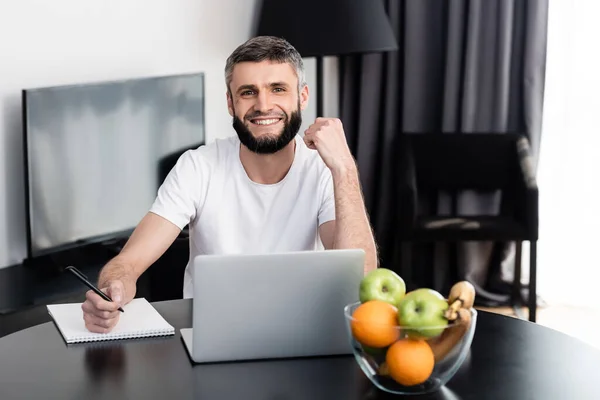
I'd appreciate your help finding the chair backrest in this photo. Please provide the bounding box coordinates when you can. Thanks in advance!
[157,142,204,188]
[403,132,523,191]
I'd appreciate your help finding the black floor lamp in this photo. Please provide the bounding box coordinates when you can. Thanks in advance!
[256,0,398,117]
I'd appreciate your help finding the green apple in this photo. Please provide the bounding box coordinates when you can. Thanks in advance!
[362,344,388,363]
[397,288,449,339]
[359,268,406,306]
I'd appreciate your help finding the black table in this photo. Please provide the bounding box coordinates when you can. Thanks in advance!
[1,300,599,400]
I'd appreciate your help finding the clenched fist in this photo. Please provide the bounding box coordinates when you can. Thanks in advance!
[303,118,356,173]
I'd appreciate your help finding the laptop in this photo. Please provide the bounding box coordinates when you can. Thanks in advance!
[180,249,365,363]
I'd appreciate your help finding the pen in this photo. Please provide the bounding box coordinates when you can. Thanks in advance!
[65,266,125,312]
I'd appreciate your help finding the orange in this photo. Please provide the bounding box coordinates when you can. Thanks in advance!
[351,300,399,348]
[385,339,435,386]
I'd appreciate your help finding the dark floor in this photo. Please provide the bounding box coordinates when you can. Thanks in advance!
[0,262,154,338]
[0,236,188,338]
[0,292,86,337]
[0,260,103,337]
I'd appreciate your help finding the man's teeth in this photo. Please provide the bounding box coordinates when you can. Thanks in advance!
[253,119,279,125]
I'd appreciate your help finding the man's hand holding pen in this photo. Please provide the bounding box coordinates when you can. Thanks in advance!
[81,280,126,334]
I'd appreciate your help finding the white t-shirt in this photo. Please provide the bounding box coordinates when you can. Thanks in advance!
[149,134,336,298]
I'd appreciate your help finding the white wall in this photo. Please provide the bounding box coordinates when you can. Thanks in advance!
[0,0,331,269]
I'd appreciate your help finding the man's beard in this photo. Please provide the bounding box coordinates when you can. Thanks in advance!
[232,106,302,154]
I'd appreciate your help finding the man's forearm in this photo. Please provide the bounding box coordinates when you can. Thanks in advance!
[331,165,378,274]
[98,257,138,303]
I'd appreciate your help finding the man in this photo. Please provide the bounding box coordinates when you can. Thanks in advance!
[82,36,378,333]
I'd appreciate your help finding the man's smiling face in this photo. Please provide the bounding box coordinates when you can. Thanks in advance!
[227,60,309,154]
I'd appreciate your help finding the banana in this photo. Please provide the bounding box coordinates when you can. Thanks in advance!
[427,281,476,363]
[444,281,476,321]
[427,307,471,362]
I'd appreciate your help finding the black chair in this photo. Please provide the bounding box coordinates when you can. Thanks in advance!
[146,235,189,302]
[396,132,538,322]
[146,144,204,302]
[157,143,204,189]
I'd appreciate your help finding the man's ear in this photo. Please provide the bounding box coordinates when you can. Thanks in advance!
[299,84,309,111]
[226,91,234,117]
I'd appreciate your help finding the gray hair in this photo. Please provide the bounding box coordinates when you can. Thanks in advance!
[225,36,306,93]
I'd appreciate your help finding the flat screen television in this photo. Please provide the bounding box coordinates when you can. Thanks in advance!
[22,72,205,259]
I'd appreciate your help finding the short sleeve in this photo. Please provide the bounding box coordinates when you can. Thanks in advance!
[149,151,201,229]
[318,169,336,226]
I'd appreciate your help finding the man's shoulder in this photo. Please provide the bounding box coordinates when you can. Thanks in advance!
[183,135,239,166]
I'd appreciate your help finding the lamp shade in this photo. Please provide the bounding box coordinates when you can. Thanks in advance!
[256,0,398,57]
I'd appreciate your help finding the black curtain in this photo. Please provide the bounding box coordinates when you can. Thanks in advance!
[339,0,548,302]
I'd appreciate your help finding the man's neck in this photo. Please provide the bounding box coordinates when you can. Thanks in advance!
[239,138,297,184]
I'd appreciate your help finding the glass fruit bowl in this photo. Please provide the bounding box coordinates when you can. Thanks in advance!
[343,301,477,395]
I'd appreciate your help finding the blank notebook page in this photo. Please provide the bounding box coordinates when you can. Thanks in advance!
[47,298,175,344]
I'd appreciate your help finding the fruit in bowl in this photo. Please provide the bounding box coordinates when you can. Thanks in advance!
[359,268,406,306]
[350,300,399,348]
[345,279,477,395]
[397,288,449,339]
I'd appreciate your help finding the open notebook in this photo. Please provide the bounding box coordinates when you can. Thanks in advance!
[47,298,175,344]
